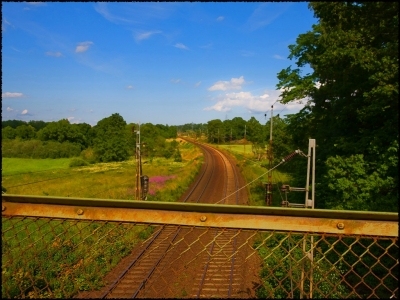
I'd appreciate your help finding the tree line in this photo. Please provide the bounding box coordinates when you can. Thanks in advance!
[2,114,180,163]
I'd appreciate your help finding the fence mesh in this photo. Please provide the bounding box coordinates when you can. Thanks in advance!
[2,215,398,299]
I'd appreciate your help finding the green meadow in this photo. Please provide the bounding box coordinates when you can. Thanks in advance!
[2,140,203,200]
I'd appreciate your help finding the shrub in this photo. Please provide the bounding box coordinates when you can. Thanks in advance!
[69,158,89,168]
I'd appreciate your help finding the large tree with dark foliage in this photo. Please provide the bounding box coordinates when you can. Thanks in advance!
[92,113,130,162]
[277,2,398,211]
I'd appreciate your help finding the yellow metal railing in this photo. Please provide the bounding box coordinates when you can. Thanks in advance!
[2,194,398,298]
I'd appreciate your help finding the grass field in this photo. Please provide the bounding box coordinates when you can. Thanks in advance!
[1,140,203,201]
[2,158,72,176]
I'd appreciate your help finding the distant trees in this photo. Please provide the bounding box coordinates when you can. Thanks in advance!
[1,116,182,163]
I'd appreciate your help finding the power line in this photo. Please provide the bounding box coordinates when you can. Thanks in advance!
[6,173,75,189]
[2,167,70,177]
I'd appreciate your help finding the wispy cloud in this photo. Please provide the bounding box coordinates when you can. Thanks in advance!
[273,54,285,60]
[46,51,63,57]
[2,92,24,98]
[7,107,14,112]
[75,41,93,53]
[126,85,134,89]
[25,2,46,6]
[216,16,224,22]
[244,3,291,31]
[241,50,255,57]
[195,81,201,87]
[200,43,213,50]
[134,30,162,42]
[94,2,177,25]
[170,79,181,84]
[2,18,13,32]
[208,76,245,91]
[174,43,189,50]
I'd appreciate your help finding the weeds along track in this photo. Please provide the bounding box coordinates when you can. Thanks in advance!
[83,139,258,298]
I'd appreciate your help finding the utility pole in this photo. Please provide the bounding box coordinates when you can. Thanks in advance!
[244,125,246,154]
[135,123,141,200]
[266,105,273,206]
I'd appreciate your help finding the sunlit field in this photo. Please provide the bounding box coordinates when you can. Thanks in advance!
[2,140,203,201]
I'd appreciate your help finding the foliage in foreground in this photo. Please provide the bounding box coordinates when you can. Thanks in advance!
[276,2,398,212]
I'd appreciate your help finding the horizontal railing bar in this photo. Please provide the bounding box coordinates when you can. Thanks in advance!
[2,200,398,237]
[2,194,398,222]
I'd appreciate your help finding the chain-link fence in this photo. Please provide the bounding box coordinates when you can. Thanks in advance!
[2,195,398,299]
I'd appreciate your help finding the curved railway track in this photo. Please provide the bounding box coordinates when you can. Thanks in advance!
[82,138,257,298]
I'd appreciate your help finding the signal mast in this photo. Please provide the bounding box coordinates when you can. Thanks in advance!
[265,105,274,206]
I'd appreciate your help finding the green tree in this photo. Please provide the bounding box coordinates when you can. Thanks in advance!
[15,125,36,140]
[207,119,224,143]
[2,126,16,140]
[2,119,26,129]
[28,120,47,131]
[92,113,130,162]
[37,119,87,149]
[276,2,398,211]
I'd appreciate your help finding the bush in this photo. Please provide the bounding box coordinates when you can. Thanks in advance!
[80,147,97,164]
[2,139,81,159]
[69,158,89,167]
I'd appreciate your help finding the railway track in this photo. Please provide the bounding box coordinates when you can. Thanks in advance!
[82,138,258,298]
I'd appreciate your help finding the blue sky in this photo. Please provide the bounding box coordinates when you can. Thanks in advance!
[2,2,317,126]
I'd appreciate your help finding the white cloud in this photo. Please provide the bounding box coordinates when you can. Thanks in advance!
[2,92,24,98]
[134,30,162,42]
[208,76,245,91]
[21,109,28,115]
[7,107,14,112]
[170,79,181,84]
[67,117,75,121]
[126,85,134,89]
[195,81,201,87]
[216,16,224,22]
[273,54,285,60]
[204,89,305,114]
[75,41,93,53]
[46,51,63,57]
[174,43,189,50]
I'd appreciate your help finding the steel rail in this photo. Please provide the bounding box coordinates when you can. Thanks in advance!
[195,144,241,298]
[181,141,217,204]
[99,225,165,298]
[98,139,223,298]
[179,139,212,203]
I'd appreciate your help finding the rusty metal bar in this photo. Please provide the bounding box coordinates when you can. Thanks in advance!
[2,194,398,237]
